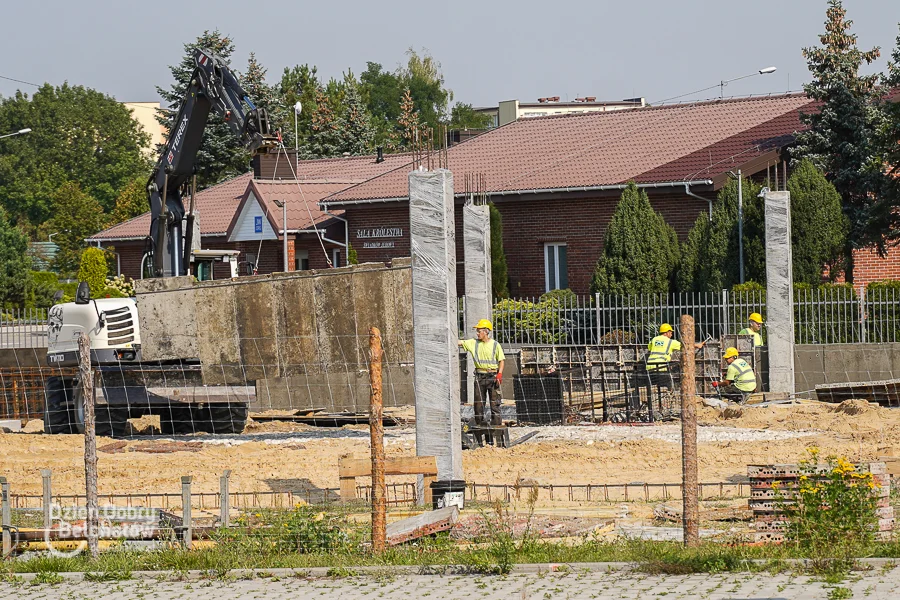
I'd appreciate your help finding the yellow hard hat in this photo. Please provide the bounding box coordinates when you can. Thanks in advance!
[724,347,739,359]
[748,313,763,324]
[473,319,493,331]
[659,323,673,333]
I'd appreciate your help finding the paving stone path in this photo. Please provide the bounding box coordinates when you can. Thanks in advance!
[3,567,900,599]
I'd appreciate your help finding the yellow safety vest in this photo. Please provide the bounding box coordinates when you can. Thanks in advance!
[647,335,681,372]
[738,328,763,347]
[462,339,505,372]
[726,358,757,392]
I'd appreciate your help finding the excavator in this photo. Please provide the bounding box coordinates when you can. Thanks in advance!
[43,48,278,436]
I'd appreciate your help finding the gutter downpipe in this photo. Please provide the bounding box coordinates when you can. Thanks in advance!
[320,205,349,266]
[684,182,713,221]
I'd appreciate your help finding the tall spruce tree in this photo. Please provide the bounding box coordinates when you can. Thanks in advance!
[489,203,510,299]
[156,31,250,188]
[590,183,679,295]
[278,64,321,149]
[677,177,764,292]
[788,159,848,284]
[874,26,900,230]
[792,1,882,282]
[301,87,341,158]
[336,81,376,156]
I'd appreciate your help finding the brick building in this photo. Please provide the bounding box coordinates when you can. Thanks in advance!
[322,93,822,296]
[89,153,411,279]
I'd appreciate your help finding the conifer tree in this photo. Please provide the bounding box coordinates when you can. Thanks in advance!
[390,88,427,151]
[156,31,249,188]
[301,87,341,158]
[336,82,375,156]
[489,203,510,299]
[793,1,882,281]
[788,159,848,284]
[590,183,679,295]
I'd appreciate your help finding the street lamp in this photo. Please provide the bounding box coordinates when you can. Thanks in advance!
[0,128,31,139]
[720,67,777,98]
[729,170,745,283]
[273,200,288,272]
[293,102,302,161]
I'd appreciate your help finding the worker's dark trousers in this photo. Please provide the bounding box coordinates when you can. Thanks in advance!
[720,384,751,404]
[474,373,502,426]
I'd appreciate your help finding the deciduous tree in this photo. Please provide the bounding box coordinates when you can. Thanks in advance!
[489,203,510,299]
[48,182,106,275]
[0,208,30,307]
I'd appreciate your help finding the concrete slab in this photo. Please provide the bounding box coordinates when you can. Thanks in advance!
[764,191,795,394]
[134,276,198,361]
[234,278,280,381]
[194,283,242,385]
[0,419,22,432]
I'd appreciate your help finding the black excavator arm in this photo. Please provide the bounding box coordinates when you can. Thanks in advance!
[148,47,278,277]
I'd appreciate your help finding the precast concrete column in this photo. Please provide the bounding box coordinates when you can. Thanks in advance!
[462,203,492,407]
[409,169,463,482]
[764,190,795,394]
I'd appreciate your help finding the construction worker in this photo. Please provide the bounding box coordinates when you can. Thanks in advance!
[646,323,706,388]
[739,313,764,347]
[458,319,505,426]
[713,347,758,403]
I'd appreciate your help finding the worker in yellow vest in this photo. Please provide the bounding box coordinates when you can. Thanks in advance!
[646,323,706,389]
[738,313,764,347]
[458,319,506,426]
[713,347,757,403]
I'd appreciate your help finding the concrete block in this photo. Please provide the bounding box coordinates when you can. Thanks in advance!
[313,268,361,370]
[273,275,319,376]
[0,420,22,432]
[234,278,280,381]
[764,191,795,394]
[134,276,198,361]
[194,283,242,385]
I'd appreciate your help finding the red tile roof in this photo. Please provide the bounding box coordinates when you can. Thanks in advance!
[292,152,414,182]
[323,94,815,205]
[89,173,252,241]
[242,179,347,234]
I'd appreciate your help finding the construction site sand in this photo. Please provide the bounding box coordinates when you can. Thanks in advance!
[1,401,897,498]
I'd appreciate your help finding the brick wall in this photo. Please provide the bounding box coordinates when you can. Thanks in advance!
[340,191,712,297]
[844,245,900,290]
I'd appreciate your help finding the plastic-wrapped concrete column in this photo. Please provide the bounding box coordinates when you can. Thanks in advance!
[463,203,492,405]
[764,191,795,393]
[409,169,463,482]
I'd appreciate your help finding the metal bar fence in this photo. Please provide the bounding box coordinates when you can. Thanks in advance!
[478,288,900,346]
[0,308,49,350]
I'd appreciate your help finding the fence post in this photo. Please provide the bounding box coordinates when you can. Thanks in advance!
[722,289,728,340]
[1,477,9,557]
[595,293,601,344]
[859,291,866,344]
[41,469,52,530]
[369,326,386,553]
[680,314,699,548]
[181,476,192,549]
[220,470,231,527]
[78,332,99,560]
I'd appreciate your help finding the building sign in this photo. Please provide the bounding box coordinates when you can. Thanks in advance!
[254,216,263,233]
[363,241,396,249]
[356,227,403,239]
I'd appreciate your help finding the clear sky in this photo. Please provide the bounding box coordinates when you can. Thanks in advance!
[0,0,897,109]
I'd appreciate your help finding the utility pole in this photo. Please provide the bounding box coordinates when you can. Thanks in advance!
[738,169,744,284]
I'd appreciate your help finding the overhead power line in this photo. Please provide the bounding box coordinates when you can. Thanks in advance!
[0,74,40,88]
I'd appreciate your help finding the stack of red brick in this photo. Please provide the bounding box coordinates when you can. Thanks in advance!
[748,462,893,543]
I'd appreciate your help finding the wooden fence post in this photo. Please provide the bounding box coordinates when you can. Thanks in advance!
[78,332,99,559]
[369,327,386,553]
[1,477,10,557]
[680,314,699,547]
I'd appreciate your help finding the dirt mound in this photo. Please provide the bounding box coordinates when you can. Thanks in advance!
[832,399,878,416]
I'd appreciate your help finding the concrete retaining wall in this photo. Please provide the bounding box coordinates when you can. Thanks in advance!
[795,343,900,394]
[134,260,414,412]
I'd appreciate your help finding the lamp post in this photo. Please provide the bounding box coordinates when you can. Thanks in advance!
[293,102,302,161]
[0,128,31,140]
[720,67,777,98]
[273,200,288,272]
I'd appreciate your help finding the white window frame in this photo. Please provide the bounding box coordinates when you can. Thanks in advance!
[331,248,341,268]
[544,242,568,292]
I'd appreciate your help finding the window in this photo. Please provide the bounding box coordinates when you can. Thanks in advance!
[194,260,214,281]
[544,243,568,292]
[295,250,309,271]
[331,248,341,268]
[243,252,257,275]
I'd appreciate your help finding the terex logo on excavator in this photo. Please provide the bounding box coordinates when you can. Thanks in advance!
[168,115,189,165]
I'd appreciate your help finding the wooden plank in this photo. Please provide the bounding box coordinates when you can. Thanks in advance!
[339,456,437,478]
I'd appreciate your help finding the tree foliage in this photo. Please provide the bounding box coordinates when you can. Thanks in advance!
[489,203,510,299]
[788,159,848,284]
[48,182,106,275]
[874,26,900,228]
[792,0,883,281]
[678,177,764,292]
[0,83,149,230]
[156,30,249,188]
[109,176,148,225]
[277,64,320,149]
[301,87,341,159]
[450,103,493,130]
[0,208,30,307]
[77,247,109,297]
[335,80,376,156]
[590,183,679,295]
